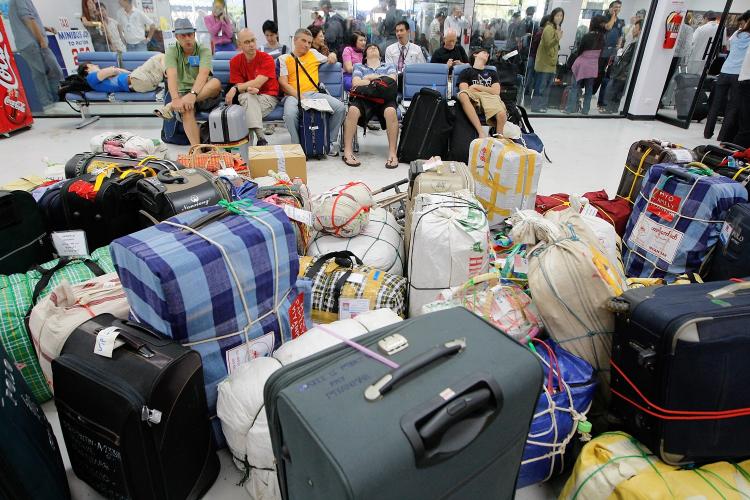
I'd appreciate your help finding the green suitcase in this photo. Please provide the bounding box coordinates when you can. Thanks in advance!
[265,307,543,500]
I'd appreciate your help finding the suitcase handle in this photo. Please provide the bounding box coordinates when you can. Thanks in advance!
[663,166,698,183]
[707,281,750,299]
[110,320,159,357]
[364,338,466,402]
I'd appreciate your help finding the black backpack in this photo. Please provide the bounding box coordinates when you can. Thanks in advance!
[58,74,91,104]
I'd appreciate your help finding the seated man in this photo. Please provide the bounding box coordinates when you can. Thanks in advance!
[159,18,221,146]
[457,48,507,138]
[385,20,426,88]
[225,28,278,146]
[77,53,166,93]
[430,29,468,68]
[279,28,346,155]
[342,44,399,169]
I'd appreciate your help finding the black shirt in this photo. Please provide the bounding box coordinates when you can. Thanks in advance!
[457,66,499,88]
[431,45,469,64]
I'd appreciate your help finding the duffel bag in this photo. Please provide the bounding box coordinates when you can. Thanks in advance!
[0,247,115,402]
[623,164,748,280]
[299,251,407,324]
[64,152,180,178]
[217,309,402,500]
[536,190,632,236]
[28,273,130,392]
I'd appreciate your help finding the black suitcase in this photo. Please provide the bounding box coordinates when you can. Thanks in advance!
[705,203,750,281]
[65,152,181,179]
[0,343,70,500]
[608,281,750,465]
[694,142,746,169]
[37,182,69,234]
[674,73,700,120]
[0,190,53,275]
[266,308,543,500]
[52,313,219,499]
[447,104,479,162]
[137,169,230,223]
[398,87,452,163]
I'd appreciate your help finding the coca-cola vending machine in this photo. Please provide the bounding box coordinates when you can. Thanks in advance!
[0,17,34,136]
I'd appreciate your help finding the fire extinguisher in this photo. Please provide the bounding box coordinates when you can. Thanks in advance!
[664,11,683,49]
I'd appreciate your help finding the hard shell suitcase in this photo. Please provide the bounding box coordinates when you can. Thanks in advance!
[616,140,697,205]
[137,168,230,223]
[65,152,181,179]
[209,104,247,143]
[0,190,53,275]
[608,280,750,465]
[0,343,70,500]
[705,203,750,281]
[52,313,220,499]
[674,73,700,120]
[398,87,452,163]
[265,308,543,500]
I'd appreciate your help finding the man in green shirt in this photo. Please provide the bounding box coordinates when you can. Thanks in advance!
[159,18,221,145]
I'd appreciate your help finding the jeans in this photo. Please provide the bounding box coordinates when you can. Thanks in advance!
[530,71,554,111]
[566,78,594,114]
[596,57,610,107]
[524,57,536,96]
[730,81,750,147]
[706,73,739,139]
[283,92,346,146]
[126,42,148,52]
[604,79,626,113]
[18,44,63,107]
[214,42,236,52]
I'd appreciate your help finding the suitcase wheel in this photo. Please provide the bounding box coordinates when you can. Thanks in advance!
[607,297,630,314]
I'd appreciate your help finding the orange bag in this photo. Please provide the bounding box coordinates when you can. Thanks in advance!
[177,144,247,173]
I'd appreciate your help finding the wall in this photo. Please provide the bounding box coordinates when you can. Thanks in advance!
[245,0,275,43]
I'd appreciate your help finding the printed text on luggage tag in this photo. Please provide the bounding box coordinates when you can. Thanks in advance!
[646,189,681,222]
[225,332,275,374]
[339,298,370,320]
[93,327,125,358]
[720,222,734,246]
[52,230,89,258]
[283,205,313,226]
[672,149,694,163]
[629,214,685,264]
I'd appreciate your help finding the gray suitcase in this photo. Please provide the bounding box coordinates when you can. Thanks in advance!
[265,308,543,500]
[208,104,247,143]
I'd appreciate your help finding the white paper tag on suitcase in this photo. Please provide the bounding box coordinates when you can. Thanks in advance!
[283,205,313,226]
[93,327,125,358]
[628,214,685,264]
[346,273,364,285]
[422,157,442,171]
[225,332,276,374]
[671,149,693,163]
[339,298,370,320]
[720,221,734,246]
[52,231,89,258]
[217,167,238,178]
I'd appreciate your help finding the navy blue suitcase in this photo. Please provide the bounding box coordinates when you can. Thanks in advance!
[609,280,750,465]
[0,343,70,500]
[298,108,329,160]
[706,203,750,281]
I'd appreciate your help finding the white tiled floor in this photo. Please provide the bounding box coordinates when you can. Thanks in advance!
[4,115,715,500]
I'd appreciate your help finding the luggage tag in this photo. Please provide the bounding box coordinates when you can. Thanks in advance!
[52,230,89,258]
[217,167,239,178]
[283,204,313,226]
[188,55,200,67]
[720,221,734,246]
[339,298,370,320]
[671,149,694,163]
[93,327,125,358]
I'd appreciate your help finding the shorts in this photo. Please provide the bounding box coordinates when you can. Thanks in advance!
[350,96,397,129]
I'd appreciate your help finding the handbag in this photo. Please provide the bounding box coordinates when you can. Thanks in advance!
[177,144,247,173]
[349,76,397,105]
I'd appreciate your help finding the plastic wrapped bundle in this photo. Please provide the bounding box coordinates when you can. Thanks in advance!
[311,182,374,237]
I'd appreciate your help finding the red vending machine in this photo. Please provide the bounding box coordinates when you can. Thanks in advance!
[0,17,34,136]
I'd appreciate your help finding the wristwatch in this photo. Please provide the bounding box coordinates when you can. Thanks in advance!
[190,90,199,97]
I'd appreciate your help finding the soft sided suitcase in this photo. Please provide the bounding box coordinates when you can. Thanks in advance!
[137,168,230,223]
[608,280,750,465]
[0,190,53,275]
[208,103,247,143]
[447,104,479,163]
[616,140,697,205]
[398,87,452,163]
[65,152,181,179]
[53,313,220,499]
[294,56,329,160]
[265,308,543,500]
[705,203,750,281]
[0,343,70,500]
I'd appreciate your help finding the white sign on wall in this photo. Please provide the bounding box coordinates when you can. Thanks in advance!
[54,30,94,73]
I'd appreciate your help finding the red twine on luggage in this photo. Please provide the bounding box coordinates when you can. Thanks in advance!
[610,359,750,420]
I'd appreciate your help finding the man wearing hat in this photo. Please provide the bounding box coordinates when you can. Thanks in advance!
[688,11,720,74]
[159,18,221,145]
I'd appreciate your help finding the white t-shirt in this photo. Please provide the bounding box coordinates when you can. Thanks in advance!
[739,43,750,82]
[105,17,126,52]
[689,21,718,63]
[116,8,152,45]
[384,41,426,71]
[444,16,468,35]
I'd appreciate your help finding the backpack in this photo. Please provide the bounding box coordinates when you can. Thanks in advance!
[58,74,91,105]
[349,76,398,105]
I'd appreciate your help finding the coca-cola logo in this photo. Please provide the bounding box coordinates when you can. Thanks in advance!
[5,94,25,113]
[0,30,19,92]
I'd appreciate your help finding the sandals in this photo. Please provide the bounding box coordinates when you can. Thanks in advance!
[342,155,361,167]
[385,158,399,169]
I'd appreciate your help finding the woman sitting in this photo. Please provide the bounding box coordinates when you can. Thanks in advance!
[308,25,330,56]
[342,44,399,169]
[342,31,366,91]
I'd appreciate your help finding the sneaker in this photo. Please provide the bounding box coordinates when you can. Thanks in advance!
[256,137,268,147]
[327,143,339,157]
[154,103,174,120]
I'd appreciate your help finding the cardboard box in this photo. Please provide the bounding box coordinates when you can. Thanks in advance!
[248,144,307,184]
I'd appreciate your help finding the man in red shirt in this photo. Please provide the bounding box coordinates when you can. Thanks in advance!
[226,28,279,146]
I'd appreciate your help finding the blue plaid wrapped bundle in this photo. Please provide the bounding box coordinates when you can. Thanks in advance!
[623,164,747,280]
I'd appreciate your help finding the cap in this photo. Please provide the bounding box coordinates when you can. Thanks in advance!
[173,18,196,35]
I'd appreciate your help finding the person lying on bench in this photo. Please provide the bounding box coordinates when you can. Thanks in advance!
[457,48,507,138]
[342,43,399,168]
[158,18,222,146]
[78,53,166,94]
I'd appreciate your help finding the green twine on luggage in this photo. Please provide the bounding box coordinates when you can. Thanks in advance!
[218,199,267,215]
[696,466,750,499]
[692,469,728,500]
[732,462,750,484]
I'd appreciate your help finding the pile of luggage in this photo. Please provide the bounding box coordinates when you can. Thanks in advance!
[3,129,750,500]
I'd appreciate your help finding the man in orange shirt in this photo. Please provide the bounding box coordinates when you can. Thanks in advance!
[225,29,279,146]
[279,28,345,154]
